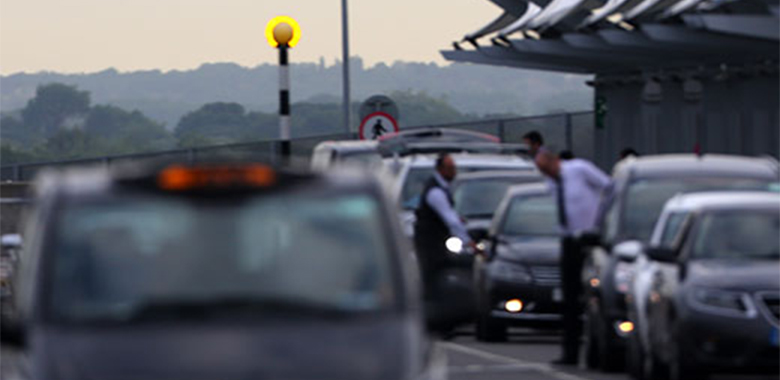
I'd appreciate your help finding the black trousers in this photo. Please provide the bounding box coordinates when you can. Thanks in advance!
[560,236,585,361]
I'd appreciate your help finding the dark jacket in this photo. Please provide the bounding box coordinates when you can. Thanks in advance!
[414,176,454,275]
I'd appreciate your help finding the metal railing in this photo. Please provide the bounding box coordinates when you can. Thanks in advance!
[0,111,594,181]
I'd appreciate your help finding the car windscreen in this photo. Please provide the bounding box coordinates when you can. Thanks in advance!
[621,178,772,242]
[48,190,396,323]
[454,178,533,219]
[658,212,689,248]
[501,194,559,237]
[692,209,779,260]
[400,166,527,210]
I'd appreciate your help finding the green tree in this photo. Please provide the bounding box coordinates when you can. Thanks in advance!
[1,114,42,147]
[22,83,91,137]
[40,129,97,160]
[389,90,466,126]
[175,102,252,144]
[0,143,37,165]
[85,105,174,151]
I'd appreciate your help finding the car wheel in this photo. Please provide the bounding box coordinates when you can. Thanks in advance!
[627,329,645,380]
[597,316,624,372]
[668,324,707,380]
[644,349,669,380]
[476,311,506,342]
[584,306,600,369]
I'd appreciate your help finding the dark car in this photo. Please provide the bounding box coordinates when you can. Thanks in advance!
[583,154,779,372]
[474,184,562,341]
[644,192,780,380]
[1,163,440,380]
[452,171,543,240]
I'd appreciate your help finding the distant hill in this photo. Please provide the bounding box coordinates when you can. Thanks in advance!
[1,58,592,129]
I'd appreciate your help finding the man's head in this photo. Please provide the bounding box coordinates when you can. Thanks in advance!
[535,148,561,179]
[435,153,457,182]
[522,131,544,156]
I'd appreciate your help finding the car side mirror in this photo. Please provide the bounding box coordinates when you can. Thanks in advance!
[0,314,26,348]
[646,247,677,263]
[613,240,643,262]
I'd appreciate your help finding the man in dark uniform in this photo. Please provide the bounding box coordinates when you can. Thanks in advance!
[413,154,479,331]
[413,154,476,280]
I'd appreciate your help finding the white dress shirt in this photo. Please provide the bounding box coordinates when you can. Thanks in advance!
[426,172,473,244]
[547,158,612,236]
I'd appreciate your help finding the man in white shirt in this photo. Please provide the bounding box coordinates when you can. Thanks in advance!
[535,148,612,365]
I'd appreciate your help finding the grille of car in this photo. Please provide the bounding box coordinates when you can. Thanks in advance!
[530,266,560,286]
[759,293,780,324]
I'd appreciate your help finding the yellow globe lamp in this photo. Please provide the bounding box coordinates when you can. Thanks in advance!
[266,16,301,48]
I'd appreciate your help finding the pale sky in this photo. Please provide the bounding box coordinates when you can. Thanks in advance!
[0,0,501,75]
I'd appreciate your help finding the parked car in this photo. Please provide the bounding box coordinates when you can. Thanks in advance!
[473,184,562,341]
[310,140,380,171]
[452,171,543,240]
[582,154,779,372]
[1,163,442,380]
[383,153,536,238]
[644,192,780,380]
[0,234,22,317]
[624,192,709,380]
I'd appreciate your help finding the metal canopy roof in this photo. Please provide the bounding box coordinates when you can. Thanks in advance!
[444,0,779,74]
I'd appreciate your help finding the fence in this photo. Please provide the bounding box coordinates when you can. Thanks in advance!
[0,111,594,182]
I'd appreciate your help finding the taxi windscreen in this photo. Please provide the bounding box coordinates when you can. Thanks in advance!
[48,190,396,323]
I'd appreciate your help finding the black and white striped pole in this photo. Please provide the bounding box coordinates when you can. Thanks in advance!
[278,43,291,159]
[266,16,301,162]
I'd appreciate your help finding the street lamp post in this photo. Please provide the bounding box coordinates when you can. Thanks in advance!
[341,0,351,135]
[266,16,301,162]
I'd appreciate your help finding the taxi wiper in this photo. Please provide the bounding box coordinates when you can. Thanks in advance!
[117,296,358,323]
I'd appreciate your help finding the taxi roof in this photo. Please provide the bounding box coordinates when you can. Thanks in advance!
[32,162,378,199]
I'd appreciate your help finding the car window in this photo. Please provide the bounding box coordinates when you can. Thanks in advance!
[49,192,395,323]
[400,165,527,210]
[454,178,535,218]
[692,210,780,260]
[658,212,689,248]
[621,178,771,243]
[501,194,559,237]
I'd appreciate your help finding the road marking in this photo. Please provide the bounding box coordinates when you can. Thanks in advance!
[440,342,593,380]
[450,363,550,373]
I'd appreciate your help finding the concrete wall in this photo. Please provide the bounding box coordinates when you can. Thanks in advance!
[593,72,779,169]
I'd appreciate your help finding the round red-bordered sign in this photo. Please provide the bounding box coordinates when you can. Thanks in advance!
[359,111,399,140]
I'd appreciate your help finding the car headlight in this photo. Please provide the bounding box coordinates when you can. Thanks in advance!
[689,288,757,318]
[445,237,464,254]
[490,261,532,283]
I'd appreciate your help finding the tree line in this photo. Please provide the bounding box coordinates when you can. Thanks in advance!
[1,83,481,165]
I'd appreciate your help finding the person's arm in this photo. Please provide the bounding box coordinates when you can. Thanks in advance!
[581,160,612,192]
[426,188,473,244]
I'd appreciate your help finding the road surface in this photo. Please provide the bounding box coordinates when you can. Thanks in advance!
[438,327,778,380]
